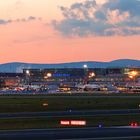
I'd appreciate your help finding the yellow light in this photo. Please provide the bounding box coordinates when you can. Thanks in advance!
[129,75,133,79]
[128,71,138,77]
[131,71,138,76]
[44,73,52,79]
[43,103,48,106]
[89,72,95,78]
[90,72,95,77]
[47,73,52,77]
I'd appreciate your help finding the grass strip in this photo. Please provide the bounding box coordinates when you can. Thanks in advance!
[0,95,140,112]
[0,114,139,130]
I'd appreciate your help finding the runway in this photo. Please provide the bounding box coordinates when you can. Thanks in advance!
[1,95,140,99]
[0,109,140,119]
[0,127,140,139]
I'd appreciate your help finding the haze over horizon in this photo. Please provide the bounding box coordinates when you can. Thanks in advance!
[1,58,140,65]
[0,0,140,64]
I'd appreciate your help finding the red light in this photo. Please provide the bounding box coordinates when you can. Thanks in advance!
[134,123,138,126]
[70,120,86,126]
[60,120,86,126]
[60,120,70,125]
[130,122,138,127]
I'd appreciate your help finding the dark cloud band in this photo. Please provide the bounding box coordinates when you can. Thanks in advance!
[53,0,140,37]
[0,16,40,25]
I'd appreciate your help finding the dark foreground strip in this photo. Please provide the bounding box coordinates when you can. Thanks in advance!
[0,127,140,140]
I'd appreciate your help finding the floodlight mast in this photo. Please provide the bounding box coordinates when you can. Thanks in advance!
[83,64,88,84]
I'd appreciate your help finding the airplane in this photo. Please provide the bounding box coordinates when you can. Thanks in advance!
[75,83,101,91]
[125,83,140,92]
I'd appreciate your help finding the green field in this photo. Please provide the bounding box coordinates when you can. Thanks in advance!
[0,114,139,130]
[0,94,139,130]
[0,94,139,113]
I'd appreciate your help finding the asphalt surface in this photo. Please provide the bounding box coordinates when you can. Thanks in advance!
[0,109,140,119]
[0,127,140,139]
[1,95,140,98]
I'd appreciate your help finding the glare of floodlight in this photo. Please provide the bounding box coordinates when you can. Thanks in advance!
[26,70,30,75]
[90,72,95,77]
[47,73,52,78]
[83,64,88,68]
[131,71,138,76]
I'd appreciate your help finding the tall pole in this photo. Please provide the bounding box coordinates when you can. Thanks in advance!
[26,70,30,85]
[83,64,88,84]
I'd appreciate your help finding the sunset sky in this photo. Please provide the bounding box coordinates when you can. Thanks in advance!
[0,0,140,64]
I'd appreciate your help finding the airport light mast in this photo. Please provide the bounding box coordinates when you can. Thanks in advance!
[83,64,88,84]
[25,70,30,85]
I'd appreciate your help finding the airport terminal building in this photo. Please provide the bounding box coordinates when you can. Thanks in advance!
[0,73,23,88]
[0,67,140,89]
[23,68,140,87]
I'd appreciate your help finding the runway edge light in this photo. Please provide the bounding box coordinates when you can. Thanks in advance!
[130,122,138,127]
[98,124,103,128]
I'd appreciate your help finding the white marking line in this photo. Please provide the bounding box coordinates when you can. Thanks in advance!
[63,136,140,140]
[0,126,139,133]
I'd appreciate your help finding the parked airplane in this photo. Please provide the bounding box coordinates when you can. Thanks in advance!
[125,83,140,92]
[76,84,101,91]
